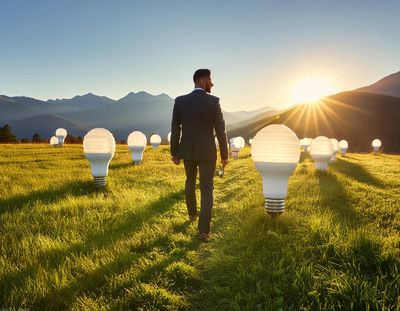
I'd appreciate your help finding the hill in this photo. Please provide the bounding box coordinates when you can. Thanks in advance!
[9,114,90,139]
[355,71,400,98]
[224,106,279,126]
[228,91,400,153]
[226,107,281,131]
[0,95,68,123]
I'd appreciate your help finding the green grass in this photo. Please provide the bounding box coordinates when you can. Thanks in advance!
[0,144,399,310]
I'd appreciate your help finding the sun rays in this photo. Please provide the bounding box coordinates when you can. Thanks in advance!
[291,76,338,105]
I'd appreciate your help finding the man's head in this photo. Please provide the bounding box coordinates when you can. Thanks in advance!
[193,69,213,93]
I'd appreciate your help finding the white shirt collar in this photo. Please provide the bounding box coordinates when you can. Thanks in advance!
[193,88,205,92]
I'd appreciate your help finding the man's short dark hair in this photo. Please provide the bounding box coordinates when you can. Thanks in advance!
[193,69,211,82]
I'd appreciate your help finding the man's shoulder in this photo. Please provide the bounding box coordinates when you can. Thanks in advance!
[175,93,192,103]
[175,91,219,104]
[205,93,219,103]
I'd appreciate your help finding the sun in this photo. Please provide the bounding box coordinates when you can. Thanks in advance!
[291,76,337,104]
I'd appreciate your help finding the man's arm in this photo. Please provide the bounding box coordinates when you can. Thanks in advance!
[170,99,181,163]
[214,99,228,162]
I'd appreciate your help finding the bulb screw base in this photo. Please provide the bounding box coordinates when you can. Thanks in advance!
[231,151,239,160]
[133,161,141,165]
[93,176,106,188]
[265,198,285,216]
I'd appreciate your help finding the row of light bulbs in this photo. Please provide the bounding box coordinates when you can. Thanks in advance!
[224,129,382,217]
[51,126,383,217]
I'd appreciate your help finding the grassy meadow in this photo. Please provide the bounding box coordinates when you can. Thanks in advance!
[0,144,399,310]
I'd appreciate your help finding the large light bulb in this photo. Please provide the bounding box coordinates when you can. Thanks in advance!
[339,140,348,156]
[251,124,300,216]
[150,134,161,149]
[50,136,58,147]
[309,136,333,170]
[55,128,67,146]
[300,137,311,152]
[249,138,253,145]
[372,139,381,154]
[127,131,147,164]
[329,138,339,162]
[83,128,116,187]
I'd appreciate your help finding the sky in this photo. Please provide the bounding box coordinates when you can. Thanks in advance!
[1,0,399,111]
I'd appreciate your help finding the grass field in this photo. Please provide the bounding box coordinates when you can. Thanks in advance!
[0,144,399,310]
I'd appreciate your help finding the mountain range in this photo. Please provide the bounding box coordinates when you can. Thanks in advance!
[0,91,277,140]
[1,70,400,152]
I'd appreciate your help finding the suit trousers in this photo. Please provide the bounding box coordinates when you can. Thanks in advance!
[183,160,216,234]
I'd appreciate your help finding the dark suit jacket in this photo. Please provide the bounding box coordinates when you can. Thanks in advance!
[170,89,228,161]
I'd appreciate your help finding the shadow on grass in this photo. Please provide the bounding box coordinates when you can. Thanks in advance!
[316,170,360,228]
[239,153,251,160]
[0,190,186,309]
[0,159,49,165]
[34,191,200,309]
[334,158,384,188]
[338,154,360,161]
[0,180,99,215]
[299,152,312,163]
[109,162,136,170]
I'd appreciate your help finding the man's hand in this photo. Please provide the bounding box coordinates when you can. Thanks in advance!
[221,159,228,168]
[171,156,181,165]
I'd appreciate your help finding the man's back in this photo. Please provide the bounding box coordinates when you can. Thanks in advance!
[171,90,228,161]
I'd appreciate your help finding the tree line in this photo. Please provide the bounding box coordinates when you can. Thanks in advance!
[0,124,83,144]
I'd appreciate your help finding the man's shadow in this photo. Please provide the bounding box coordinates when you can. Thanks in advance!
[0,189,189,310]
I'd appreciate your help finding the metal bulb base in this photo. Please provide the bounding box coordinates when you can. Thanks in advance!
[232,151,239,160]
[265,198,285,216]
[133,161,141,165]
[93,176,106,188]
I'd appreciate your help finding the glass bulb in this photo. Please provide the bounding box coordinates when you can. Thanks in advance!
[309,136,333,170]
[150,134,161,149]
[127,131,147,164]
[339,140,348,156]
[55,128,67,146]
[50,136,58,147]
[372,139,381,153]
[83,128,116,187]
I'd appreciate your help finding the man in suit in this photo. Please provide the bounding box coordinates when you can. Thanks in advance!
[170,69,228,242]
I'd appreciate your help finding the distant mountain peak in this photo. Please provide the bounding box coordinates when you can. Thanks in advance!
[355,70,400,98]
[137,91,151,95]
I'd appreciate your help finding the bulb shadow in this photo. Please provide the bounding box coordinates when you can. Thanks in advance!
[334,158,385,188]
[0,189,188,308]
[316,170,360,228]
[299,152,312,163]
[109,161,136,170]
[238,153,251,160]
[337,154,360,161]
